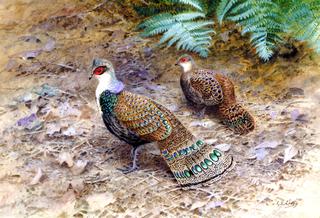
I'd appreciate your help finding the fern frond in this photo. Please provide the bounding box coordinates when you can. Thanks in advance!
[135,0,320,60]
[218,0,284,60]
[205,0,219,15]
[133,3,186,16]
[167,0,204,11]
[287,0,320,52]
[140,8,214,57]
[216,0,240,24]
[173,11,206,20]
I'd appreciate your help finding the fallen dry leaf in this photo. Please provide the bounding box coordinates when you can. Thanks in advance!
[283,144,298,163]
[71,160,88,175]
[215,143,231,151]
[86,193,116,210]
[255,141,280,149]
[204,138,218,145]
[255,148,268,161]
[190,200,207,211]
[69,179,85,194]
[58,102,81,117]
[269,111,277,120]
[30,168,44,185]
[189,120,215,128]
[20,50,41,60]
[46,122,61,136]
[205,201,224,210]
[62,126,77,136]
[57,152,74,167]
[43,38,56,52]
[291,109,300,121]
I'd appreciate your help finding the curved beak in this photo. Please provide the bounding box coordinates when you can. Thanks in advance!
[89,74,93,80]
[175,61,179,66]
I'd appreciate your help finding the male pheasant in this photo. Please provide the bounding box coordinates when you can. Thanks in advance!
[89,58,234,187]
[176,54,255,135]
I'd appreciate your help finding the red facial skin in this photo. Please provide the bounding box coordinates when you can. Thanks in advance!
[178,57,190,64]
[93,66,106,76]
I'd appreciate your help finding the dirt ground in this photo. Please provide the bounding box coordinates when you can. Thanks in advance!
[0,1,320,217]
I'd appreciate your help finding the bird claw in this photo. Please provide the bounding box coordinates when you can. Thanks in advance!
[117,165,139,174]
[117,146,141,174]
[194,108,206,119]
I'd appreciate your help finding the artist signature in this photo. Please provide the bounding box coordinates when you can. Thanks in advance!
[276,199,299,208]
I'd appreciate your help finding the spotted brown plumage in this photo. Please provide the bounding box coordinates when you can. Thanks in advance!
[177,54,255,134]
[91,58,234,186]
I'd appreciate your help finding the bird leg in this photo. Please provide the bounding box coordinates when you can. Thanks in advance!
[194,106,206,119]
[117,146,140,174]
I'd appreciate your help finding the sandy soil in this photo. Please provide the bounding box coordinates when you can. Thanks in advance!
[0,1,320,217]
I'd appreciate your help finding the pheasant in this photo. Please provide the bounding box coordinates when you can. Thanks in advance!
[89,58,234,187]
[176,54,255,134]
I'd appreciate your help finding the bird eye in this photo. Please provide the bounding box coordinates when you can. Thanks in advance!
[180,57,187,62]
[93,66,106,75]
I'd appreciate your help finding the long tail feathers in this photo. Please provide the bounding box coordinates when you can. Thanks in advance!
[162,141,234,187]
[218,103,255,134]
[156,103,234,187]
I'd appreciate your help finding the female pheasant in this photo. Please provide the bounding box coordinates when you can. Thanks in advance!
[176,54,255,135]
[89,58,234,187]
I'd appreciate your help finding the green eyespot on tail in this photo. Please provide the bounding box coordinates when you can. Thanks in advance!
[162,139,234,187]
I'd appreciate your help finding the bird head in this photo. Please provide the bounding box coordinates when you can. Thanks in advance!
[89,58,115,81]
[175,54,194,73]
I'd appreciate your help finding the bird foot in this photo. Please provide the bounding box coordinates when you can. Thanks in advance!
[117,146,140,174]
[194,107,206,119]
[117,164,139,174]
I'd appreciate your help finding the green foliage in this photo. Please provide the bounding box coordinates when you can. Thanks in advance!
[217,0,284,60]
[286,0,320,52]
[135,0,320,60]
[137,2,214,57]
[133,1,187,16]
